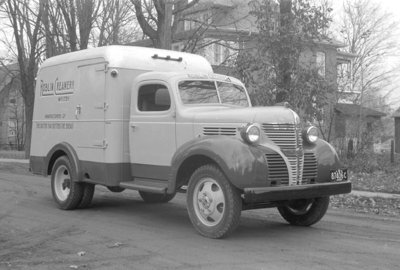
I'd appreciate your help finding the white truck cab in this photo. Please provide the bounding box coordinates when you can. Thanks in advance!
[30,46,350,238]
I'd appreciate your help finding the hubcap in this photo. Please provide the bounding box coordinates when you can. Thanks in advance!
[287,199,313,215]
[54,165,71,201]
[193,177,225,227]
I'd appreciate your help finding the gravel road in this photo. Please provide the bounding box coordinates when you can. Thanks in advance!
[0,171,399,270]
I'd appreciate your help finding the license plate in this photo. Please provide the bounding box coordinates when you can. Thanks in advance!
[330,169,348,182]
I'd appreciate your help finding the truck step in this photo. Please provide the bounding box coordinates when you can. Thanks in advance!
[119,178,168,194]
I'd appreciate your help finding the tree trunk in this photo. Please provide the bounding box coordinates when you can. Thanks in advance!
[24,101,33,158]
[276,0,292,103]
[161,0,173,49]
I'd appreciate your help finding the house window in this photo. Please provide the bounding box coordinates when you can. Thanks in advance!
[8,119,16,137]
[184,12,211,31]
[316,51,326,77]
[184,20,191,31]
[213,43,222,65]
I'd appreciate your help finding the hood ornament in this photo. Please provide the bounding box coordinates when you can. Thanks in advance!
[275,101,291,108]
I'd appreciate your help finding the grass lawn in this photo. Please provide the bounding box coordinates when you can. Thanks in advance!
[0,150,26,159]
[0,162,30,175]
[331,195,400,217]
[350,172,400,194]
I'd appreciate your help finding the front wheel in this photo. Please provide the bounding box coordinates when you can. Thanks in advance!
[277,197,330,226]
[51,156,83,210]
[186,164,242,239]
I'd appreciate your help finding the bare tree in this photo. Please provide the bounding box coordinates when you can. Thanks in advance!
[96,0,139,46]
[130,0,200,49]
[54,0,100,51]
[1,0,44,157]
[43,0,139,55]
[338,0,399,106]
[337,0,399,149]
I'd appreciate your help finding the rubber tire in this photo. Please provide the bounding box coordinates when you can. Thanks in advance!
[107,186,125,193]
[277,197,330,226]
[77,183,95,209]
[139,191,176,203]
[51,156,83,210]
[186,164,242,239]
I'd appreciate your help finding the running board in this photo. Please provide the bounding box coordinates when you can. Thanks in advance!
[119,178,168,194]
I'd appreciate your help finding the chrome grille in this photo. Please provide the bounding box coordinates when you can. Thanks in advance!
[262,123,304,185]
[203,127,236,136]
[303,152,318,180]
[265,153,289,185]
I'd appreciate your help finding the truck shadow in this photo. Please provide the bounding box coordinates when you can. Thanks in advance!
[74,190,325,241]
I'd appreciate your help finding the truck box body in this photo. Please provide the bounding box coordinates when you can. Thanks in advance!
[31,46,212,185]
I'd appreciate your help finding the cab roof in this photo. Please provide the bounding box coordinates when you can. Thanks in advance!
[40,45,213,74]
[136,71,244,86]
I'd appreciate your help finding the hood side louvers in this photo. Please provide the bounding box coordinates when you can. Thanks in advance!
[203,127,236,136]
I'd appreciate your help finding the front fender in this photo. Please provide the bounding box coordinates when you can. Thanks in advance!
[307,139,343,182]
[170,136,276,190]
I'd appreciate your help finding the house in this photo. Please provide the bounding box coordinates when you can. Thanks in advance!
[392,107,400,153]
[0,64,24,150]
[332,103,386,155]
[131,0,353,88]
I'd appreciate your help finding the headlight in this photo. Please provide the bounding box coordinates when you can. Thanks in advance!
[241,123,261,144]
[304,126,319,143]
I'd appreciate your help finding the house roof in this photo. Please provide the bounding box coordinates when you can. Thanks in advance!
[337,51,358,64]
[335,103,386,117]
[128,27,255,48]
[182,1,235,15]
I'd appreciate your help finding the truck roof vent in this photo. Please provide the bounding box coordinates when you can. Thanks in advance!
[152,54,183,62]
[203,127,236,136]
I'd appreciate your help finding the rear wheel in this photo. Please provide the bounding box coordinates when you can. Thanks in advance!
[277,197,330,226]
[139,191,176,203]
[51,156,83,210]
[186,164,242,239]
[78,183,95,209]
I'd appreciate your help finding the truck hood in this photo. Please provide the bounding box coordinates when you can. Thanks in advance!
[191,106,297,125]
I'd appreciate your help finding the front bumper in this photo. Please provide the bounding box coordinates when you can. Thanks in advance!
[243,181,351,204]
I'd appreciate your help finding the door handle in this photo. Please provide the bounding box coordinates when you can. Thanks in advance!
[75,104,82,119]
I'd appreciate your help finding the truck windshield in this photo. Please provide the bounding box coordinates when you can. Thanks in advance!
[178,80,249,107]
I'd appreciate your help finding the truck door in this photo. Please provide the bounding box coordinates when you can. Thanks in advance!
[75,62,106,182]
[129,82,176,180]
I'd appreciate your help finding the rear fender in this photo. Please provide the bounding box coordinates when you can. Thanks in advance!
[45,142,82,182]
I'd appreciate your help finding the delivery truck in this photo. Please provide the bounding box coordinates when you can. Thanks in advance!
[30,45,350,238]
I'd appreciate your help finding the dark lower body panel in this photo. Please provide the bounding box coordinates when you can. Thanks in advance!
[30,155,169,186]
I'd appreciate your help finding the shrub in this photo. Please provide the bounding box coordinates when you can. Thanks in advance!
[340,150,397,173]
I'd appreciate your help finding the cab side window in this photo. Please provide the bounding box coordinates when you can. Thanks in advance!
[138,84,171,112]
